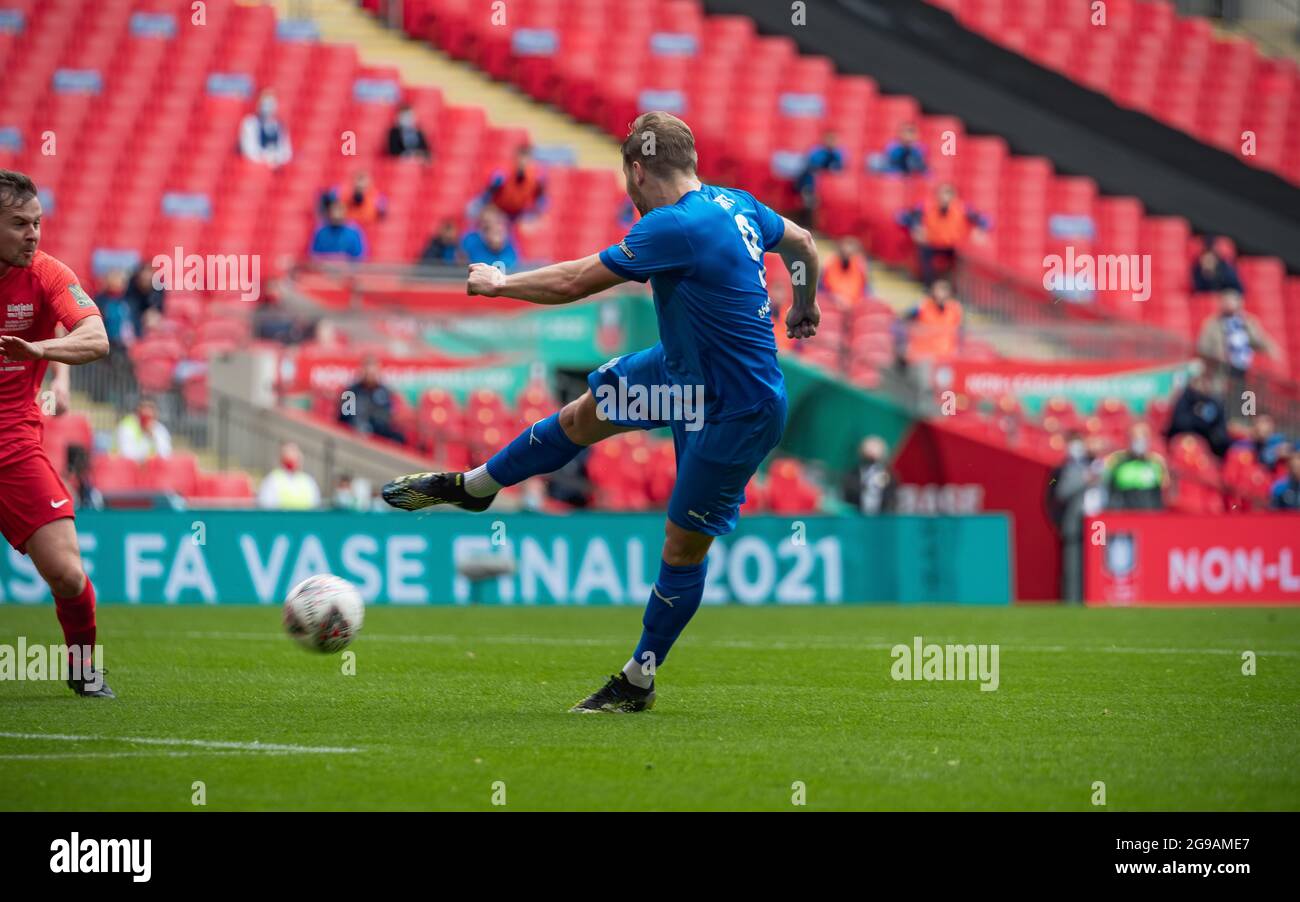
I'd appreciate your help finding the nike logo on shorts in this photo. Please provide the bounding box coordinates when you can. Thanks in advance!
[50,499,69,508]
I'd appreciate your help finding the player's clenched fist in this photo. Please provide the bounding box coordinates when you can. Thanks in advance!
[466,263,506,297]
[0,335,45,361]
[785,302,821,340]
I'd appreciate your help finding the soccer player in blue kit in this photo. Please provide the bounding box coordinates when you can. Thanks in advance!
[383,112,821,712]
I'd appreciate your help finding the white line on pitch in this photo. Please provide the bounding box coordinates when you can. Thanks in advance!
[120,630,1300,658]
[0,750,318,761]
[0,732,361,754]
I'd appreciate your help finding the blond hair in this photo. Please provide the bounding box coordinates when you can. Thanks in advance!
[620,111,697,176]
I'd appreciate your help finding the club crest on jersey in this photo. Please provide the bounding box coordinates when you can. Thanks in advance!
[618,240,636,260]
[4,301,34,330]
[69,283,95,308]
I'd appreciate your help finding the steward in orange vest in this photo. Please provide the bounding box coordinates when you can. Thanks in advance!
[906,280,963,361]
[487,147,545,219]
[898,183,988,285]
[821,238,870,307]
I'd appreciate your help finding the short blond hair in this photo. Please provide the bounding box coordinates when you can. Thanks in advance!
[621,111,697,176]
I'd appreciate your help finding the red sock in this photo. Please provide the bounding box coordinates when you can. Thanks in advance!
[55,576,97,656]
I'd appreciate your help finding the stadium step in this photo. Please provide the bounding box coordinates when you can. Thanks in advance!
[65,389,255,487]
[265,0,623,172]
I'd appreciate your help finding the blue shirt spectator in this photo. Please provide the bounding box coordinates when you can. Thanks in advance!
[95,271,136,346]
[420,220,461,266]
[1192,247,1244,294]
[460,207,518,271]
[871,123,928,175]
[1269,455,1300,510]
[795,135,844,195]
[311,201,367,261]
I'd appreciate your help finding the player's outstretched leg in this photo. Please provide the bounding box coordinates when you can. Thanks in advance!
[26,520,114,699]
[572,522,711,713]
[382,392,626,512]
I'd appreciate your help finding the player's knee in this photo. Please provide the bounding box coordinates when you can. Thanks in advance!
[47,565,86,599]
[558,395,597,445]
[662,526,711,567]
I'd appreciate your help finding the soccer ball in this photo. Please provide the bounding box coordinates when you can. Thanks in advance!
[283,575,364,653]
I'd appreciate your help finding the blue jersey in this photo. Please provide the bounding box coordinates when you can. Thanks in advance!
[597,184,786,422]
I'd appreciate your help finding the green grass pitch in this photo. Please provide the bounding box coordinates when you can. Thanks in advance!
[1,604,1297,811]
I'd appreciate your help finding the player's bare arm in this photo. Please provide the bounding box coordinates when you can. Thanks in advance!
[0,314,108,364]
[466,253,626,305]
[776,217,821,340]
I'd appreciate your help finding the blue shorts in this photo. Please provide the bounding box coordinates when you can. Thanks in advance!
[587,344,788,536]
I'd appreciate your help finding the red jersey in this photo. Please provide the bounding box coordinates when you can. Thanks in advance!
[0,250,100,460]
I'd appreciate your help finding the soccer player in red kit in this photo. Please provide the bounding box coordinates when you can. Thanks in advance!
[0,170,113,697]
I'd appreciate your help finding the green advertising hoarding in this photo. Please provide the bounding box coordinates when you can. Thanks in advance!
[422,294,661,371]
[0,512,1011,606]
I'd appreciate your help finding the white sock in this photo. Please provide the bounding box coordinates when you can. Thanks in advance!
[622,656,655,689]
[464,465,503,498]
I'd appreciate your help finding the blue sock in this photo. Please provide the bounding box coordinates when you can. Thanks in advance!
[484,412,582,487]
[631,559,707,680]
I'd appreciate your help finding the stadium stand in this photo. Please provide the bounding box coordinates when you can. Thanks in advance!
[382,0,1300,385]
[928,0,1300,186]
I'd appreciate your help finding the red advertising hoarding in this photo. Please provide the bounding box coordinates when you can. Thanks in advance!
[1084,513,1300,605]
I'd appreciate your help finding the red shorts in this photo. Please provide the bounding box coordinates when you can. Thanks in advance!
[0,447,75,552]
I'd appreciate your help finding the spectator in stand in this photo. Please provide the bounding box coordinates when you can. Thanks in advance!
[1047,431,1106,603]
[386,104,431,160]
[841,436,897,515]
[1270,452,1300,511]
[903,278,963,363]
[1191,245,1243,294]
[793,130,844,225]
[339,356,406,445]
[44,388,95,506]
[331,473,371,511]
[480,145,545,221]
[1268,439,1294,479]
[115,398,172,462]
[1104,423,1167,510]
[310,200,367,261]
[420,219,462,266]
[461,206,518,272]
[1166,373,1230,457]
[257,442,320,510]
[309,319,346,351]
[124,261,165,337]
[820,237,870,309]
[870,122,927,176]
[239,89,292,168]
[1196,289,1277,397]
[323,171,386,230]
[96,270,136,350]
[1248,414,1288,469]
[898,182,989,285]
